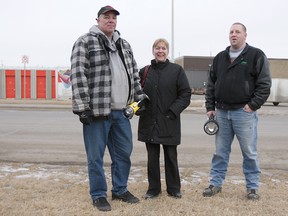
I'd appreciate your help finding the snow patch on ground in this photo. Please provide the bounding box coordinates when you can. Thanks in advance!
[1,163,287,186]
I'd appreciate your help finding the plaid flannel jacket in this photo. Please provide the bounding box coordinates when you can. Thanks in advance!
[70,29,146,116]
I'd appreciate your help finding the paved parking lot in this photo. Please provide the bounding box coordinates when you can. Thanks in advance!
[0,99,287,171]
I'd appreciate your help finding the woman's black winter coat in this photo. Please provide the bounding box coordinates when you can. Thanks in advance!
[138,59,191,145]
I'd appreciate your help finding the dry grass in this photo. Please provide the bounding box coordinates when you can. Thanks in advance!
[1,162,288,216]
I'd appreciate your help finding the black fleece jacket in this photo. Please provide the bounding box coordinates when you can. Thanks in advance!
[205,43,271,111]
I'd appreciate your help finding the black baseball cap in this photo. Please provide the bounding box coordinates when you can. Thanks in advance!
[97,5,120,18]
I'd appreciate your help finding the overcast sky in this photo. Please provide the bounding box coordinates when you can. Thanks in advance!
[1,0,287,68]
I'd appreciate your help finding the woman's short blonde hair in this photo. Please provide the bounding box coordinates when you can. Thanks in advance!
[152,38,169,52]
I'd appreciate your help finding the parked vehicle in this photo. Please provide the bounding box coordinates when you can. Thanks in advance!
[267,78,288,106]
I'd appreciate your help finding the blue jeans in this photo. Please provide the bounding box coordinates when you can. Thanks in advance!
[209,108,260,190]
[83,110,133,200]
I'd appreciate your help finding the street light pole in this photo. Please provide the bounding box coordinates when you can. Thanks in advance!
[22,55,29,99]
[171,0,174,62]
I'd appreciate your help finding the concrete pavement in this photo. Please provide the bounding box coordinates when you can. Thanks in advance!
[0,96,207,111]
[1,96,288,116]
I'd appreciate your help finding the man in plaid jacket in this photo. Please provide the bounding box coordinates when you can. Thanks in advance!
[70,5,147,212]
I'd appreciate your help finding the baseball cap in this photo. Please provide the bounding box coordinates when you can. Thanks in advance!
[97,5,120,18]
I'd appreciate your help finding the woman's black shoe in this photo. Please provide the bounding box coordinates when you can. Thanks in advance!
[167,191,182,199]
[143,192,161,200]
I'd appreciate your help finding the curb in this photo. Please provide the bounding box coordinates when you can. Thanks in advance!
[0,100,206,111]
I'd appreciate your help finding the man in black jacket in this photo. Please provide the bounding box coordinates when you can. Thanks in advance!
[203,22,271,200]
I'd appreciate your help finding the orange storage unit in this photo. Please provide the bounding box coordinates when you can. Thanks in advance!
[51,70,56,98]
[36,70,46,99]
[3,68,57,99]
[5,70,16,98]
[36,70,56,99]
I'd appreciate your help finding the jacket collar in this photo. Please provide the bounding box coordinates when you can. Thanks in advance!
[151,59,169,69]
[226,43,249,55]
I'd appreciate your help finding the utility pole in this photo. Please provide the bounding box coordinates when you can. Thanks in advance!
[171,0,174,62]
[22,55,29,99]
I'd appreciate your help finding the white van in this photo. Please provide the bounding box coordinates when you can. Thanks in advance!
[267,78,288,106]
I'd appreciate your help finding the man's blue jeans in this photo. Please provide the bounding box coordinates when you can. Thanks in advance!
[83,110,133,200]
[209,108,260,190]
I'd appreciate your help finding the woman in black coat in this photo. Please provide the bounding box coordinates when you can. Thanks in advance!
[138,38,191,199]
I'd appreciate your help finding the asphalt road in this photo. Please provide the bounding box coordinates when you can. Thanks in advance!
[0,102,287,170]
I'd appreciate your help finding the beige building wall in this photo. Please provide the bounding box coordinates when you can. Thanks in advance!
[269,59,288,78]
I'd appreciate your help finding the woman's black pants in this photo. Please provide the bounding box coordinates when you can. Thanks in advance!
[145,142,181,195]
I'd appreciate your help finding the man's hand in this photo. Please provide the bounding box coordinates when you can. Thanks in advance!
[207,110,216,118]
[135,98,149,116]
[243,104,253,112]
[79,110,93,124]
